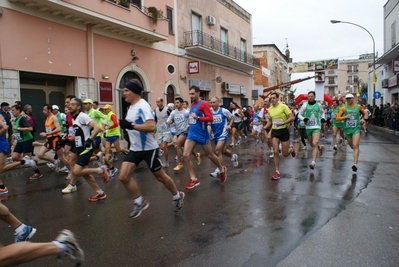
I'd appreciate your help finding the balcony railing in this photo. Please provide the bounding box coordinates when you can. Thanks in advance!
[104,0,166,20]
[184,30,260,68]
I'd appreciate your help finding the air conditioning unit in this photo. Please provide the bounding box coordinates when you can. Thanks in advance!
[221,82,229,93]
[382,79,389,88]
[206,15,216,26]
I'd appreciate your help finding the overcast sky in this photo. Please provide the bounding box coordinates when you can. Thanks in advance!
[233,0,387,94]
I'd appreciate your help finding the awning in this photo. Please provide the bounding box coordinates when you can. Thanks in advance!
[376,43,399,64]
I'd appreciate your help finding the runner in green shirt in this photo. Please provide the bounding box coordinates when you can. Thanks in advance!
[331,99,345,150]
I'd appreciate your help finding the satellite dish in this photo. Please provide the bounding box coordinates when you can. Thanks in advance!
[215,76,222,83]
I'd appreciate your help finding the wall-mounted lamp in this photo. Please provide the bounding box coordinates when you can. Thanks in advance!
[102,75,109,80]
[132,56,139,62]
[179,75,187,84]
[213,76,222,83]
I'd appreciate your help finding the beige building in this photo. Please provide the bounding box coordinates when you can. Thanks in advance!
[0,0,257,137]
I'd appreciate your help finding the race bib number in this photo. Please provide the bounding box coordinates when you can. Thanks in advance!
[68,127,75,137]
[213,114,222,124]
[189,116,197,124]
[75,136,83,147]
[45,127,52,134]
[346,120,357,127]
[174,114,184,123]
[158,122,168,131]
[307,118,316,126]
[273,119,283,128]
[13,133,21,141]
[332,113,336,119]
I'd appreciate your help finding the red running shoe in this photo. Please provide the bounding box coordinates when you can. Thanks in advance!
[271,171,280,180]
[185,179,200,190]
[290,145,296,158]
[219,166,227,183]
[99,165,109,183]
[88,192,107,202]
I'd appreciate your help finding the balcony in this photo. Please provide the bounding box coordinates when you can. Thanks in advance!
[7,0,168,43]
[184,31,260,73]
[347,69,359,73]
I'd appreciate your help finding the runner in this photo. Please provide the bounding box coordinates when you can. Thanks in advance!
[229,102,246,147]
[117,79,184,218]
[154,98,172,167]
[166,97,201,171]
[60,98,109,201]
[9,105,43,180]
[336,94,368,172]
[297,91,326,169]
[209,97,238,178]
[251,104,265,147]
[331,99,345,150]
[37,104,70,174]
[264,92,296,180]
[261,98,274,156]
[183,86,227,189]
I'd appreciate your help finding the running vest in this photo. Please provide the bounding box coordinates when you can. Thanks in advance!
[13,115,33,142]
[155,107,170,133]
[55,112,65,134]
[189,101,207,137]
[343,104,360,129]
[105,111,121,137]
[232,109,242,123]
[210,107,228,138]
[45,114,60,137]
[332,106,344,126]
[303,102,321,129]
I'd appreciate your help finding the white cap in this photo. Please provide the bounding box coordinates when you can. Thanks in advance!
[167,103,174,109]
[345,93,354,99]
[52,105,59,110]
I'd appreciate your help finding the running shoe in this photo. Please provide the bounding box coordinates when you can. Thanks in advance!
[54,229,85,266]
[232,154,238,167]
[30,173,43,179]
[255,139,260,147]
[290,145,296,157]
[97,152,104,166]
[54,160,61,172]
[175,155,179,162]
[46,162,55,170]
[5,156,13,164]
[59,166,69,173]
[173,163,183,171]
[99,165,109,183]
[65,172,72,180]
[339,138,343,144]
[318,145,324,156]
[261,143,265,149]
[219,166,227,183]
[88,192,107,202]
[14,224,37,242]
[62,184,77,194]
[271,171,280,180]
[0,187,8,194]
[23,156,37,167]
[162,162,170,168]
[302,146,307,150]
[195,152,201,165]
[352,165,358,172]
[109,167,118,177]
[333,145,338,151]
[269,151,274,158]
[309,162,315,170]
[210,168,220,178]
[229,143,234,148]
[185,179,200,189]
[129,199,149,218]
[173,192,185,212]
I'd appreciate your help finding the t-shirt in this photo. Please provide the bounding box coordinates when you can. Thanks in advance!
[268,103,292,130]
[72,112,93,148]
[168,109,189,135]
[126,99,158,151]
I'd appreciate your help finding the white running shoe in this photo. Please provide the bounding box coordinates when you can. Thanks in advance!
[210,168,220,178]
[59,166,69,173]
[232,154,239,167]
[46,162,55,171]
[109,167,118,177]
[162,162,169,168]
[97,152,104,166]
[23,156,37,168]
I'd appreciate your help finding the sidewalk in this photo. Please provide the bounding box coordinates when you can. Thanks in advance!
[369,124,399,136]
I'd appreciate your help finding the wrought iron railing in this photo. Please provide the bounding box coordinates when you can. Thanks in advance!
[104,0,166,20]
[184,30,260,68]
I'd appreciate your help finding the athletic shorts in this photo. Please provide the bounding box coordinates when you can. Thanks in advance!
[306,128,321,137]
[93,136,102,148]
[44,136,61,151]
[158,131,171,144]
[299,128,308,139]
[232,122,243,131]
[344,128,361,139]
[14,139,34,154]
[332,122,345,131]
[186,132,209,146]
[124,149,162,172]
[252,125,262,133]
[105,136,119,144]
[271,128,290,142]
[0,140,8,155]
[176,131,188,139]
[75,147,93,167]
[214,135,228,145]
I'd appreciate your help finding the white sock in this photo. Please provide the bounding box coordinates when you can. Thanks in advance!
[98,167,104,174]
[96,190,104,195]
[134,195,144,205]
[172,192,180,199]
[53,240,67,255]
[15,223,25,234]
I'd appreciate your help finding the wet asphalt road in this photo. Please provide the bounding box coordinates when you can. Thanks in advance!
[0,127,398,267]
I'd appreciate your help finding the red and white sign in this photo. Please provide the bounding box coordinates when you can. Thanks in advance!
[188,60,200,74]
[98,82,113,104]
[393,59,399,73]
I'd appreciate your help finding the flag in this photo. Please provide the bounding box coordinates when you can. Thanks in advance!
[372,69,377,85]
[356,85,360,97]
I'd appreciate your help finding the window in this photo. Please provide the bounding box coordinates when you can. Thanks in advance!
[221,28,228,55]
[130,0,141,8]
[391,21,396,48]
[166,6,174,34]
[347,65,358,73]
[328,77,335,84]
[191,13,201,45]
[328,87,335,95]
[240,38,246,62]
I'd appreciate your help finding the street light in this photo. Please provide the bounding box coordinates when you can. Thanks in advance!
[330,19,376,105]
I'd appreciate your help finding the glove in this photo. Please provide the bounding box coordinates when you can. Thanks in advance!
[303,118,309,123]
[321,118,326,124]
[119,119,134,130]
[85,138,93,148]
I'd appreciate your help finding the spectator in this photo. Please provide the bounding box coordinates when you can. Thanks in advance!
[0,102,12,155]
[395,104,399,131]
[372,104,379,125]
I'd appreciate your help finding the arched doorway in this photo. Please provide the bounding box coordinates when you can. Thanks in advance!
[118,71,146,119]
[166,85,175,104]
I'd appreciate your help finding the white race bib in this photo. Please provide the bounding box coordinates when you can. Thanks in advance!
[307,118,316,126]
[273,119,283,128]
[75,136,83,147]
[212,114,222,124]
[189,116,197,124]
[13,133,21,141]
[346,120,357,127]
[45,127,52,134]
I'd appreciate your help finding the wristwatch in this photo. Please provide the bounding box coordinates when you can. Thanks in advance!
[18,127,21,131]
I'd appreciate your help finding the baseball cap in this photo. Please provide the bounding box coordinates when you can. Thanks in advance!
[83,98,93,104]
[345,94,354,99]
[52,105,59,110]
[103,104,112,110]
[1,102,10,107]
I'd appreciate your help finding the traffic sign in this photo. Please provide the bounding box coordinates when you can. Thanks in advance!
[361,92,368,99]
[373,91,381,99]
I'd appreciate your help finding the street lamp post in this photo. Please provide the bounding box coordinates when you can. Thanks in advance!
[330,20,376,105]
